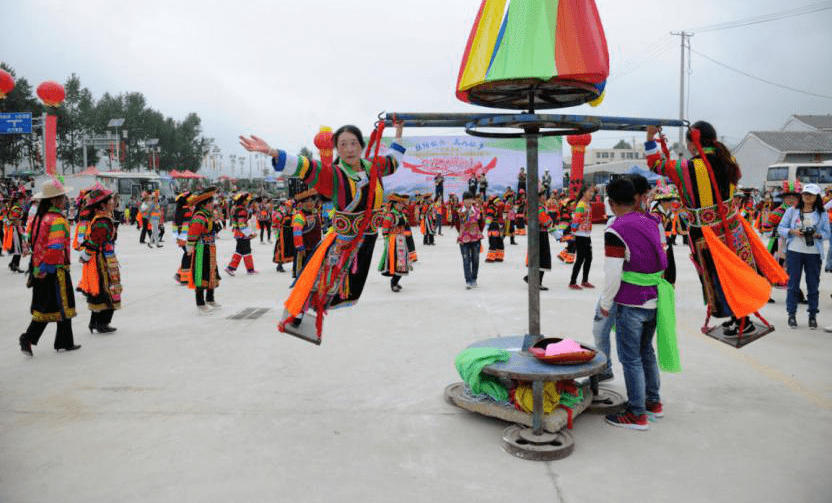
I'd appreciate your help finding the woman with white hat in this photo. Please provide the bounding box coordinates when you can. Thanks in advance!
[18,178,80,356]
[777,183,830,329]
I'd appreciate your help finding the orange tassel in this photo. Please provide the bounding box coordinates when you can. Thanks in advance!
[738,217,789,286]
[702,226,771,318]
[284,232,337,317]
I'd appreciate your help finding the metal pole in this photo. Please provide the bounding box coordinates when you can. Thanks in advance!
[524,127,541,348]
[41,112,47,174]
[672,31,691,158]
[82,136,88,171]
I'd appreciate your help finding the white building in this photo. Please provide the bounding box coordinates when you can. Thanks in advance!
[732,114,832,189]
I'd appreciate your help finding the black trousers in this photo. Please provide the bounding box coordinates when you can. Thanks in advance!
[23,319,75,350]
[196,288,215,306]
[570,235,592,284]
[139,219,150,243]
[9,254,21,270]
[90,309,114,327]
[260,223,271,242]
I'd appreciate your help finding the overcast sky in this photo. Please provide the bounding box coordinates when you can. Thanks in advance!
[3,0,831,176]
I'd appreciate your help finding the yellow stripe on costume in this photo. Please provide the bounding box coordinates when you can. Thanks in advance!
[458,0,508,92]
[693,159,713,208]
[374,182,384,210]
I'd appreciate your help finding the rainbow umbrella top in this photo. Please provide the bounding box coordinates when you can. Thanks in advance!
[456,0,609,110]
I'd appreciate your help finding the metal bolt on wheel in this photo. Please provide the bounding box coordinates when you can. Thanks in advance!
[501,424,574,461]
[587,387,626,414]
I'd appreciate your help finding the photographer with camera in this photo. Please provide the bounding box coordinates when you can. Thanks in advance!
[778,183,830,329]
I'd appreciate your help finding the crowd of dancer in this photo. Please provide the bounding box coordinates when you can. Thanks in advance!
[7,119,829,434]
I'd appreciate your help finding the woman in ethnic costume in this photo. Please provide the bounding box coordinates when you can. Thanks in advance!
[187,187,221,313]
[272,200,294,272]
[18,179,80,356]
[484,195,505,263]
[378,194,413,292]
[240,123,405,340]
[4,190,27,273]
[77,187,122,334]
[173,190,193,285]
[645,122,787,337]
[523,193,553,290]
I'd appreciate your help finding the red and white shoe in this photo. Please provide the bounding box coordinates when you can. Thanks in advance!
[646,401,664,420]
[581,282,595,289]
[605,411,649,431]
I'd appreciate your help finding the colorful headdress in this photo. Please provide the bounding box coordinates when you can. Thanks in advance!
[232,192,251,205]
[387,193,410,204]
[188,186,217,207]
[293,188,319,203]
[84,187,114,208]
[456,0,609,109]
[781,180,802,195]
[175,191,192,206]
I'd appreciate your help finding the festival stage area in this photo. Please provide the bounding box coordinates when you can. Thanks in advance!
[1,224,830,502]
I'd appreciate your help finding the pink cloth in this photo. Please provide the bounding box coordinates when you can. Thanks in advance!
[545,339,583,356]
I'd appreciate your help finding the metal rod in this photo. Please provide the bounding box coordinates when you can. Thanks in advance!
[382,112,686,131]
[526,129,541,340]
[532,380,544,434]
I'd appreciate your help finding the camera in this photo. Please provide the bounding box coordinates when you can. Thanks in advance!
[804,226,817,247]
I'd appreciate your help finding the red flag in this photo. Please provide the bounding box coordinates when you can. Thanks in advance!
[45,114,57,175]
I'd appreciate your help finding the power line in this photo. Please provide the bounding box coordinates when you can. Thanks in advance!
[690,1,832,33]
[610,37,677,80]
[691,48,832,100]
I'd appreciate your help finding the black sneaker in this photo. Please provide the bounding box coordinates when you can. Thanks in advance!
[788,315,797,328]
[724,319,755,337]
[809,317,818,330]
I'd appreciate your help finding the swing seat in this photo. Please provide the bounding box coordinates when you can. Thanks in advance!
[280,308,322,346]
[702,322,775,348]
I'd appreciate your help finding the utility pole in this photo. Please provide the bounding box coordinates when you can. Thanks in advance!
[671,31,692,158]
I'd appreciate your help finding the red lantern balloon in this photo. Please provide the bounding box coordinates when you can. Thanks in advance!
[0,69,14,99]
[313,126,334,150]
[37,80,66,107]
[566,134,592,148]
[314,126,334,168]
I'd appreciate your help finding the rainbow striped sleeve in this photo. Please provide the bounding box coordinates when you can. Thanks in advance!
[291,212,305,251]
[43,216,69,265]
[187,213,208,252]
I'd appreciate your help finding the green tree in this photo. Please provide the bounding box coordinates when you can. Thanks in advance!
[613,140,632,149]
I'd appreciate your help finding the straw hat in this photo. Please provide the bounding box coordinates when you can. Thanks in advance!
[32,178,72,200]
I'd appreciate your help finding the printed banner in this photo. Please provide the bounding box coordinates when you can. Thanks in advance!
[380,135,562,196]
[45,114,57,175]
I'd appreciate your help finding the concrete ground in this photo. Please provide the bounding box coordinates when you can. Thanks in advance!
[1,222,831,503]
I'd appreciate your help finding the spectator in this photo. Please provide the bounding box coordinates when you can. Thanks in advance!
[778,183,830,329]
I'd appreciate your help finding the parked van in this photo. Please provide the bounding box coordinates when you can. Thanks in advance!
[764,161,832,192]
[95,172,177,219]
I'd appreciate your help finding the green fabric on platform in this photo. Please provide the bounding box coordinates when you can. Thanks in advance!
[620,270,681,373]
[486,0,558,82]
[455,348,511,401]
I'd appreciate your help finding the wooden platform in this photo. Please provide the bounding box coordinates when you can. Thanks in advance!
[444,381,593,434]
[703,322,775,348]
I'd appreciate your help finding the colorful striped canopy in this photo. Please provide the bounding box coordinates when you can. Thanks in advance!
[456,0,609,110]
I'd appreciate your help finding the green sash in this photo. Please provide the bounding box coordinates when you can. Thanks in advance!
[194,241,204,287]
[620,270,681,373]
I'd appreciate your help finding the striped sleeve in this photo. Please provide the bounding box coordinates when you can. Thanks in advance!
[42,216,69,266]
[187,213,207,252]
[292,212,305,251]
